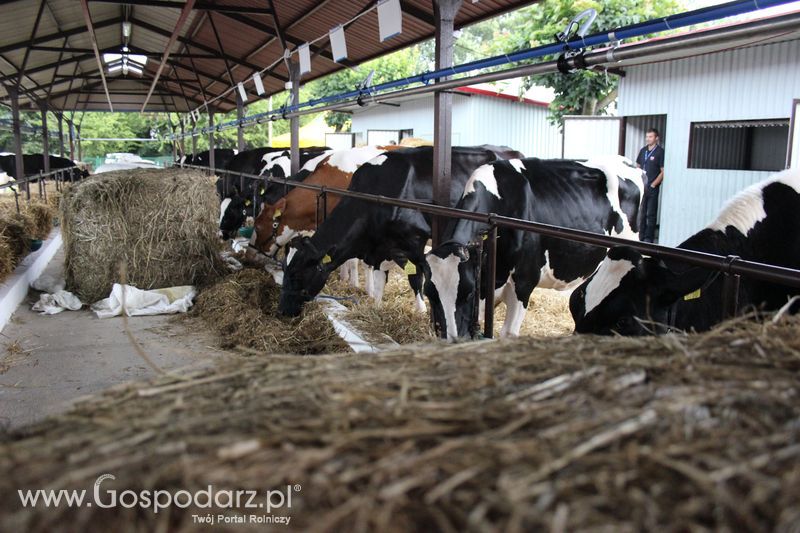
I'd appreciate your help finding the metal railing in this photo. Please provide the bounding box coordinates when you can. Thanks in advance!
[0,165,79,213]
[190,163,800,338]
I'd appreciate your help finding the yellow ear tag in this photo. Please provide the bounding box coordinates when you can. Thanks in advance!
[244,199,251,206]
[322,254,332,264]
[273,209,282,219]
[404,262,417,275]
[260,187,265,195]
[482,234,488,241]
[683,288,701,301]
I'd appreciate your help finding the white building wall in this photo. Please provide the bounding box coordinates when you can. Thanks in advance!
[349,93,561,158]
[619,38,800,246]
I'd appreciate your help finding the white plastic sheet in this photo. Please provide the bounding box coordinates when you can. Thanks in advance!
[32,290,83,315]
[91,284,197,318]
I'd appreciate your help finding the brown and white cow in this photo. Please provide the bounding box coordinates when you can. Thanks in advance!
[250,145,397,297]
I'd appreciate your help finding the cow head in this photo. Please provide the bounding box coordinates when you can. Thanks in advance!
[219,196,247,240]
[279,237,337,317]
[251,197,287,255]
[570,246,704,335]
[424,242,480,341]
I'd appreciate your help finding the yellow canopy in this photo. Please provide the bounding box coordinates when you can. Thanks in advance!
[271,114,336,148]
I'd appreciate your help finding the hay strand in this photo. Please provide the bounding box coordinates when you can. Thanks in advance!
[1,316,799,531]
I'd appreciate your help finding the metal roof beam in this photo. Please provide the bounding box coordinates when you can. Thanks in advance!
[0,16,122,55]
[0,54,94,85]
[80,0,114,111]
[129,16,288,83]
[140,0,196,111]
[30,45,219,60]
[87,0,271,15]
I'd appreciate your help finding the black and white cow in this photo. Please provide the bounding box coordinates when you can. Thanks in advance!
[258,147,332,179]
[0,154,88,182]
[278,145,524,317]
[570,167,800,335]
[424,156,644,340]
[218,147,330,239]
[182,149,236,171]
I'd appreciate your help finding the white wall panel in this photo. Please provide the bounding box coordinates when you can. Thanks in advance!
[619,39,800,245]
[349,93,561,157]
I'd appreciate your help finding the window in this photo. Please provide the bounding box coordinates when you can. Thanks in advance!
[688,119,789,171]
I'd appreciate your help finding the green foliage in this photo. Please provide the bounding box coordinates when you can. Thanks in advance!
[491,0,681,124]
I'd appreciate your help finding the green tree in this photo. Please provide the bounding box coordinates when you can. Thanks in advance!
[491,0,680,124]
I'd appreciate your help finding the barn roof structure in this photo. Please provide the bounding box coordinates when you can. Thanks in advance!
[0,0,535,113]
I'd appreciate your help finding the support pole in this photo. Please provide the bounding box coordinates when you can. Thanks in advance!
[7,86,27,198]
[57,112,65,157]
[41,102,50,174]
[178,118,185,160]
[483,222,497,339]
[431,0,462,247]
[289,61,300,175]
[191,116,197,160]
[68,119,75,160]
[208,109,216,174]
[236,93,245,152]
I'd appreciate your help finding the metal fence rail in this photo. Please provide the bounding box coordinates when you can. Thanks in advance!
[0,165,79,212]
[192,164,800,338]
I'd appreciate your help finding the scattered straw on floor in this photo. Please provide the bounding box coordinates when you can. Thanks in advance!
[60,168,224,302]
[323,265,573,341]
[493,287,574,337]
[2,315,799,531]
[335,269,434,346]
[192,268,350,355]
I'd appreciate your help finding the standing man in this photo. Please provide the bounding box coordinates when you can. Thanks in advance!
[636,128,665,243]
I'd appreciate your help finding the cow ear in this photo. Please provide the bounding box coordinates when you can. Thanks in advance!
[320,245,337,267]
[274,197,287,214]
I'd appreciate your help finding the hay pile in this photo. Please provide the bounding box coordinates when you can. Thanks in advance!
[1,315,799,531]
[333,270,435,345]
[324,266,572,342]
[60,168,224,302]
[493,288,574,337]
[0,198,56,281]
[193,268,350,355]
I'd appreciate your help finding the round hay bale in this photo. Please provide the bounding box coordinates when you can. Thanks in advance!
[60,168,224,303]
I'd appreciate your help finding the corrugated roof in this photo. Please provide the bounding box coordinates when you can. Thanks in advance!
[0,0,536,113]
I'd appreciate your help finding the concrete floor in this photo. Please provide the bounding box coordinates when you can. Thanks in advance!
[0,248,234,430]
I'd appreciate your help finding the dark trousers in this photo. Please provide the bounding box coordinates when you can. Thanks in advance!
[641,186,660,243]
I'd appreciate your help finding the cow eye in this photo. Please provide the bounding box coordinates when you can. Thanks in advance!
[272,222,279,229]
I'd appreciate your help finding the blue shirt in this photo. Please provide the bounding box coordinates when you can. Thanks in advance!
[636,144,664,187]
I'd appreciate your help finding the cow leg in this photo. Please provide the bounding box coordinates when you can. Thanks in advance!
[340,258,360,288]
[371,261,392,304]
[406,268,426,313]
[365,264,375,298]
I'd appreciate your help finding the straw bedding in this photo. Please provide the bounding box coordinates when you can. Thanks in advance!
[192,268,350,355]
[60,168,224,302]
[324,266,573,343]
[1,315,798,532]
